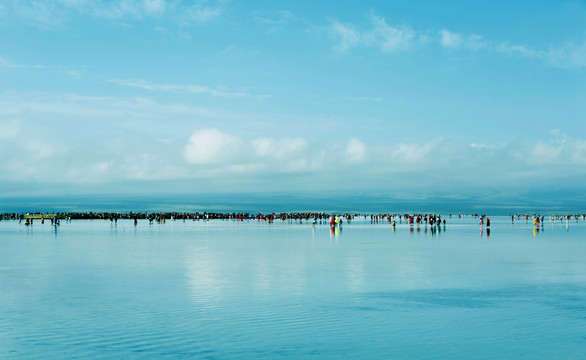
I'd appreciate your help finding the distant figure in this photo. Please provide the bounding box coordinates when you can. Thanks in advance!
[486,218,490,227]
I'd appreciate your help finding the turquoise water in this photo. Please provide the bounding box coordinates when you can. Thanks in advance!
[1,216,585,359]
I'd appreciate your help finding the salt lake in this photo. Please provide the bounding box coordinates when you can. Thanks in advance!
[1,215,585,359]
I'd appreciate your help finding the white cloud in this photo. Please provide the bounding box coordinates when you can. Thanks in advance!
[184,131,316,173]
[252,9,295,27]
[435,28,586,68]
[546,39,586,68]
[2,90,586,190]
[3,0,225,26]
[76,0,167,19]
[346,138,365,162]
[273,137,307,157]
[23,139,65,160]
[343,96,383,102]
[143,0,166,16]
[93,161,110,172]
[529,137,586,165]
[183,0,223,25]
[184,129,242,165]
[251,137,274,157]
[329,20,361,53]
[466,34,487,51]
[439,30,491,51]
[328,19,586,69]
[9,1,67,26]
[329,14,414,54]
[370,15,414,53]
[440,29,461,48]
[219,44,261,57]
[531,140,564,163]
[470,143,486,149]
[392,142,436,163]
[573,140,586,164]
[109,78,266,98]
[252,137,307,159]
[496,42,537,58]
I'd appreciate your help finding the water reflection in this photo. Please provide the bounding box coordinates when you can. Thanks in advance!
[346,256,365,293]
[186,245,224,304]
[2,217,586,360]
[330,225,341,242]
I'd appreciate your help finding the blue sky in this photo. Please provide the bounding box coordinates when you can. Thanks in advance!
[1,0,585,201]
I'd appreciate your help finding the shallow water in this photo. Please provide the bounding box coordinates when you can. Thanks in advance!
[1,216,585,359]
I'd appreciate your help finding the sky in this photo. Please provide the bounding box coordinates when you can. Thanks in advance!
[1,0,585,207]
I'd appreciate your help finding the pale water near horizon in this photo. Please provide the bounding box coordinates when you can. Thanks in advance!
[1,216,585,359]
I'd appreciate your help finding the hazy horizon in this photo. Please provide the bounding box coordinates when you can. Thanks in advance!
[2,189,584,215]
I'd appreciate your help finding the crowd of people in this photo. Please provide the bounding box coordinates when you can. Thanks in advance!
[2,212,584,227]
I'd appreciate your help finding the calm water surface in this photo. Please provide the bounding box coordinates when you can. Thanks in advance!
[1,216,586,359]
